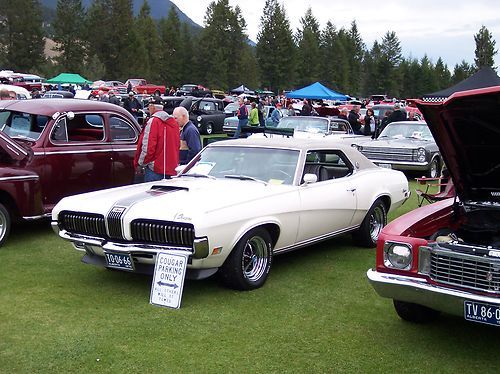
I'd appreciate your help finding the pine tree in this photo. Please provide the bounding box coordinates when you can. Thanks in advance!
[87,0,139,80]
[256,0,295,93]
[159,6,182,87]
[197,0,248,89]
[451,60,475,84]
[345,21,365,96]
[433,57,451,90]
[1,0,45,71]
[295,7,321,86]
[52,0,87,73]
[178,23,196,86]
[377,31,403,96]
[135,0,161,82]
[474,25,497,70]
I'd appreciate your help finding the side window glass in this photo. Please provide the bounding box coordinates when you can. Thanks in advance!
[110,116,137,141]
[52,114,105,143]
[51,118,68,142]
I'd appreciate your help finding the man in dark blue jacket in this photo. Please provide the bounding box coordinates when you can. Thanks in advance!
[173,106,202,165]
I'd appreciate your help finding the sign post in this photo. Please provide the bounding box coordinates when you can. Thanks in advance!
[150,251,188,309]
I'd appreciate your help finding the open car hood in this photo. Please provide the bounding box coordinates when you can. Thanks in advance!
[0,130,30,161]
[417,86,500,202]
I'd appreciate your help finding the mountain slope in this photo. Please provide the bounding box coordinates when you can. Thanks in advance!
[40,0,201,29]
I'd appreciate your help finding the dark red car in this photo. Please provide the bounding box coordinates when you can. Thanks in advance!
[0,99,141,246]
[368,86,500,327]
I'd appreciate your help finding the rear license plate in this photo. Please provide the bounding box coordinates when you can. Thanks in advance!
[104,251,134,271]
[464,301,500,327]
[377,163,392,169]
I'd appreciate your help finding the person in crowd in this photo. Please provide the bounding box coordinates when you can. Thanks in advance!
[348,105,363,135]
[338,108,349,121]
[377,109,393,137]
[363,108,376,137]
[134,99,179,182]
[0,89,12,100]
[249,102,260,126]
[257,99,265,126]
[387,102,407,123]
[168,86,176,96]
[98,90,109,102]
[408,111,419,121]
[31,89,42,99]
[173,106,201,165]
[127,81,133,93]
[270,102,283,126]
[233,97,249,138]
[300,98,312,116]
[123,91,142,121]
[287,103,296,116]
[108,90,120,105]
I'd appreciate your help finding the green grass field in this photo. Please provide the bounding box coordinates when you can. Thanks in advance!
[0,180,498,373]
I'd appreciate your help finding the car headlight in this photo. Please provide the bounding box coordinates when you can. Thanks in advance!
[383,241,412,270]
[416,147,426,162]
[351,144,362,151]
[197,116,203,122]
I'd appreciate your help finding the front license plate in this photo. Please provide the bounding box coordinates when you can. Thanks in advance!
[377,163,392,169]
[464,301,500,327]
[104,251,134,271]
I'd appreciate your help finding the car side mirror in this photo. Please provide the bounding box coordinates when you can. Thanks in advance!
[302,173,317,185]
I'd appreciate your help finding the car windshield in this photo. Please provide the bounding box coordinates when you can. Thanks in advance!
[278,117,329,134]
[183,146,300,185]
[0,110,48,141]
[379,122,433,140]
[181,85,196,91]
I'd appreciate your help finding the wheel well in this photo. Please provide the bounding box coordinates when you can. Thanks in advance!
[378,195,391,213]
[259,223,280,248]
[0,190,19,221]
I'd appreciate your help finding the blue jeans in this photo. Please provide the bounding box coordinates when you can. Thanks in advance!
[144,168,171,182]
[233,118,248,138]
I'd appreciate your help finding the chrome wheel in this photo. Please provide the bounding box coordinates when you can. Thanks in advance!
[369,205,385,242]
[241,235,270,282]
[429,158,439,178]
[205,123,213,135]
[0,203,11,247]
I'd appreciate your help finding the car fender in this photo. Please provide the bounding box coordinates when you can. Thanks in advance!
[0,167,43,218]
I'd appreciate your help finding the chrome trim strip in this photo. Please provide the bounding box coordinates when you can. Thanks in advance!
[0,175,39,181]
[367,269,500,317]
[23,213,51,220]
[370,159,428,166]
[274,225,359,254]
[34,147,136,156]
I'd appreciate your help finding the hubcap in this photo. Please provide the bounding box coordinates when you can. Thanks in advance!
[0,212,6,241]
[241,236,269,282]
[206,124,213,134]
[369,206,385,242]
[430,160,438,178]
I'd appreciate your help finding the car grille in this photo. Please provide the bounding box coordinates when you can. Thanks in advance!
[60,211,106,237]
[131,219,195,247]
[107,207,126,239]
[360,147,414,162]
[429,251,500,294]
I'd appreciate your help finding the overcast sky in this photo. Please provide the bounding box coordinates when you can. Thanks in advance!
[170,0,500,70]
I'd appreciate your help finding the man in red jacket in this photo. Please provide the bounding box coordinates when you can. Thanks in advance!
[134,101,180,182]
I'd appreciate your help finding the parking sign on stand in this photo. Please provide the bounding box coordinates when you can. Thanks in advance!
[150,251,188,309]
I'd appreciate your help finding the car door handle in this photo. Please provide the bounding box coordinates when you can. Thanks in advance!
[347,188,356,192]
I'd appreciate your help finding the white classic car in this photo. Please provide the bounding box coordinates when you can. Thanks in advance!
[52,138,410,290]
[246,116,365,141]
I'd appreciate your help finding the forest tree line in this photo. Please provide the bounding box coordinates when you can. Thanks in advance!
[0,0,497,98]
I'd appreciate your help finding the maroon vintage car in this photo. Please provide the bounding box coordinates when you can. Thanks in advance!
[0,99,141,246]
[367,86,500,327]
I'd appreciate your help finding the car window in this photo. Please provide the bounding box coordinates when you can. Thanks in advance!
[51,113,105,143]
[184,146,300,185]
[200,101,215,111]
[303,150,353,181]
[110,116,137,141]
[0,111,47,141]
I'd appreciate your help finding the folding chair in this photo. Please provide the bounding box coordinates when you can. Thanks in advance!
[415,176,455,207]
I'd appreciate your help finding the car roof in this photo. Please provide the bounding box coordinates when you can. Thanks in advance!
[0,98,136,120]
[208,138,377,169]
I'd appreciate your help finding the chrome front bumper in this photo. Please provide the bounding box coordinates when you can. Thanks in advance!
[367,269,500,316]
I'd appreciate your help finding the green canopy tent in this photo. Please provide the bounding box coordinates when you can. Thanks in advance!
[46,73,92,85]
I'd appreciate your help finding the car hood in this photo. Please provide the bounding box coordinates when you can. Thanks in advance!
[55,177,293,224]
[0,130,31,161]
[417,87,500,202]
[357,137,432,149]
